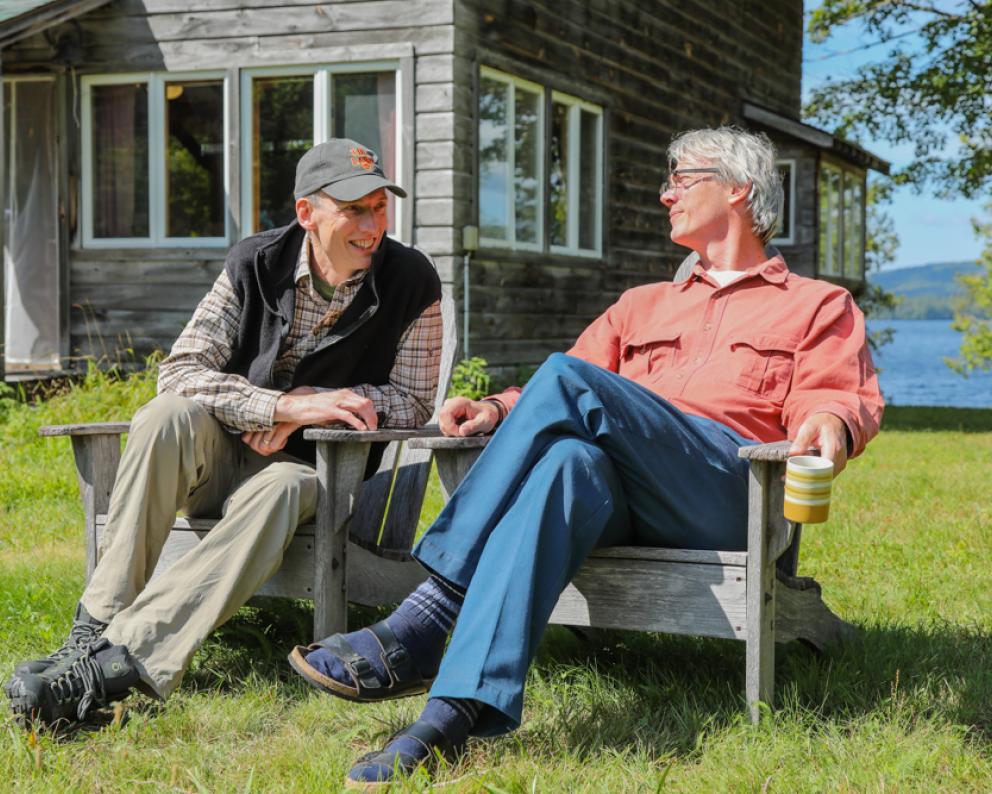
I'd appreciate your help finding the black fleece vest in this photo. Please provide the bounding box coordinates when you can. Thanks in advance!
[222,222,441,468]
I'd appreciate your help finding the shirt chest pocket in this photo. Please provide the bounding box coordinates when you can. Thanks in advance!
[619,331,681,380]
[729,333,798,403]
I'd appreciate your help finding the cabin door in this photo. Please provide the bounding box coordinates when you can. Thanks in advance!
[3,77,61,376]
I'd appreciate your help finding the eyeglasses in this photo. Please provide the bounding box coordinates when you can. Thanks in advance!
[662,167,722,195]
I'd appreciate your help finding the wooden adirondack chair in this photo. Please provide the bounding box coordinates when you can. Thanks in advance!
[39,294,456,641]
[405,435,856,724]
[396,251,855,723]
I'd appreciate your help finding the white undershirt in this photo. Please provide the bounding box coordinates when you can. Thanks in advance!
[707,269,747,287]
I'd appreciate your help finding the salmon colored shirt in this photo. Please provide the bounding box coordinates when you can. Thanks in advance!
[488,255,883,457]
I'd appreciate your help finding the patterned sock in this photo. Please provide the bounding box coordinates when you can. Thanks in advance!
[305,574,464,687]
[347,698,481,784]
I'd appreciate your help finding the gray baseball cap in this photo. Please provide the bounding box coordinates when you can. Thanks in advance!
[294,138,407,201]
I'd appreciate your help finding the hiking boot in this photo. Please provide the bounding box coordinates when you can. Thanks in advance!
[7,638,140,728]
[10,603,107,679]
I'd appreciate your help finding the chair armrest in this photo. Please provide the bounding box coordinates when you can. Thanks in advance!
[737,440,791,462]
[39,423,126,575]
[405,434,491,501]
[39,422,131,437]
[303,425,445,443]
[406,435,491,451]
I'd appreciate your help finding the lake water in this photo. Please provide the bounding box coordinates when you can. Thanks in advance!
[867,319,992,408]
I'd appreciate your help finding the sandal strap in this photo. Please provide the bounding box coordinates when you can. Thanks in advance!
[395,719,454,756]
[313,634,382,692]
[310,620,427,698]
[348,720,463,786]
[366,621,421,690]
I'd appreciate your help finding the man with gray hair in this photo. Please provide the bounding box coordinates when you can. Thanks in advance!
[288,127,884,786]
[7,138,442,728]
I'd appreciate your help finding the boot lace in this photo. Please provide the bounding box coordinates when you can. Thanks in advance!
[49,647,107,721]
[44,621,105,664]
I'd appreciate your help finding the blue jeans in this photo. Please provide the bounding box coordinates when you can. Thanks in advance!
[412,354,755,735]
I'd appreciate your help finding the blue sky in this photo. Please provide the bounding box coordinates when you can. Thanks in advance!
[801,7,985,270]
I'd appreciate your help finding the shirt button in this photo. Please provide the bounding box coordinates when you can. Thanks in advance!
[694,357,703,364]
[676,372,684,379]
[704,323,712,331]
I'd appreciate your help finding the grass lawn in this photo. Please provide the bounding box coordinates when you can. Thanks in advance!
[1,372,991,792]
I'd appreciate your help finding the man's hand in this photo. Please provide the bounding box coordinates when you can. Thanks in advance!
[241,386,314,455]
[243,386,380,455]
[788,412,849,476]
[272,387,379,431]
[439,397,501,437]
[242,421,300,456]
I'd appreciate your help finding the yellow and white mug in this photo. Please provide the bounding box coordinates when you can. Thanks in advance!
[783,455,834,524]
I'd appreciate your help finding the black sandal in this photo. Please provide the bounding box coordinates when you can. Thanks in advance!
[287,620,433,703]
[345,719,461,789]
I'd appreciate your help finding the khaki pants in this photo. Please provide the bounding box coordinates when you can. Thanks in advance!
[80,393,317,698]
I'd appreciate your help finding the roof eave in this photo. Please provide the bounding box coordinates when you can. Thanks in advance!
[743,101,890,175]
[0,0,111,51]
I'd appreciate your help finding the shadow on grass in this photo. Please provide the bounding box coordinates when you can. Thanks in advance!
[788,621,992,737]
[882,404,992,432]
[522,620,992,757]
[173,600,991,761]
[181,598,387,694]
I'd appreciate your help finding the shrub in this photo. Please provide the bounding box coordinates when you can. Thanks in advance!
[448,356,491,400]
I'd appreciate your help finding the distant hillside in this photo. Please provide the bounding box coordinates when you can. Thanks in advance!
[868,260,986,319]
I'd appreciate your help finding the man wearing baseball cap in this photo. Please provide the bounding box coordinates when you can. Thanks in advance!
[6,139,442,727]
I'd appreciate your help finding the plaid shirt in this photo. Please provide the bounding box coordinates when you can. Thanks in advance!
[158,239,442,431]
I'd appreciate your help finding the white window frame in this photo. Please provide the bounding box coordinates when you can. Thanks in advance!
[80,71,230,248]
[239,61,405,240]
[842,169,866,281]
[817,159,865,280]
[549,90,603,257]
[478,66,545,253]
[771,158,796,246]
[818,161,841,276]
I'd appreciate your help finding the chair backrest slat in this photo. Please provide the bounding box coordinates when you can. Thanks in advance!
[347,442,401,549]
[352,290,458,557]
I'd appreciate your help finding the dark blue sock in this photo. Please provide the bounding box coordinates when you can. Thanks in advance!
[305,574,463,687]
[348,698,481,784]
[420,697,479,741]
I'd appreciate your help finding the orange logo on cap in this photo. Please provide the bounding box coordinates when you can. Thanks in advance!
[350,147,375,171]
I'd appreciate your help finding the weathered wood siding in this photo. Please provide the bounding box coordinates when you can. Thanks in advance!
[5,0,805,375]
[70,249,224,367]
[4,0,462,363]
[450,0,804,375]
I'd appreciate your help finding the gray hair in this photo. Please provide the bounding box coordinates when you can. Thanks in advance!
[305,189,330,206]
[667,127,783,244]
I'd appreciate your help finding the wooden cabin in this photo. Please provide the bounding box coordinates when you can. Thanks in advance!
[0,0,886,382]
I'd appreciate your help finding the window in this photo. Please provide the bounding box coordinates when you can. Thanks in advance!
[240,65,400,237]
[81,72,227,247]
[479,67,603,256]
[79,63,403,248]
[550,92,603,254]
[166,79,226,239]
[818,161,865,280]
[771,159,795,245]
[479,69,544,249]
